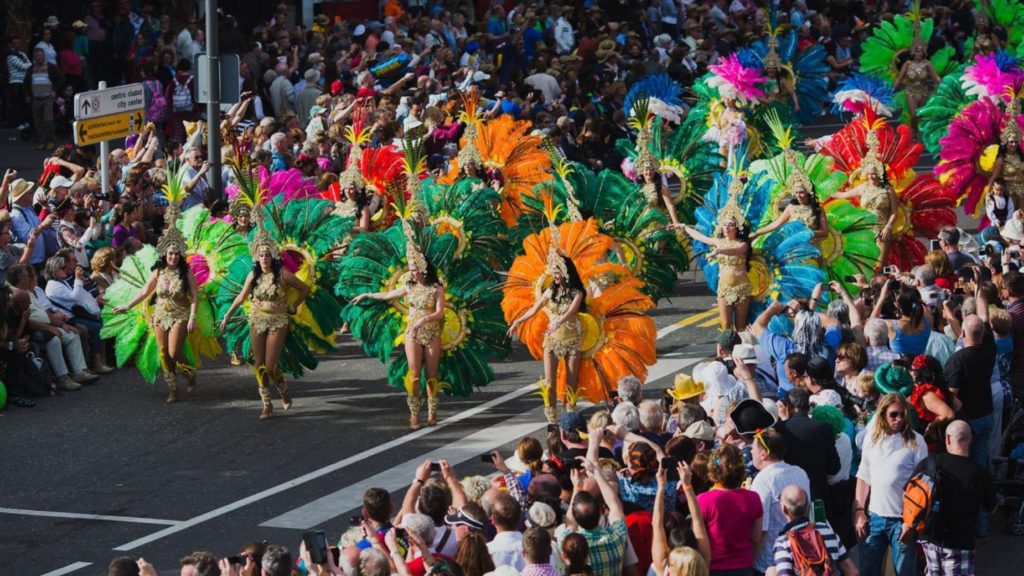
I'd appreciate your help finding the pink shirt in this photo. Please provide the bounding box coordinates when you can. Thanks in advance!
[697,487,763,571]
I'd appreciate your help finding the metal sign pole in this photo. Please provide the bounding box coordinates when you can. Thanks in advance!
[205,0,222,201]
[98,81,110,200]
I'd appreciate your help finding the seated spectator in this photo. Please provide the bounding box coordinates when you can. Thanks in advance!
[90,246,120,297]
[43,254,111,373]
[0,209,37,285]
[9,264,97,390]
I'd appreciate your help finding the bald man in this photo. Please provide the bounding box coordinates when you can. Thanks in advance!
[901,420,995,576]
[944,310,996,473]
[767,485,858,576]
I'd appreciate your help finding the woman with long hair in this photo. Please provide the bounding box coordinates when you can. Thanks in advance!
[924,250,955,290]
[893,40,940,137]
[751,174,829,243]
[989,111,1024,207]
[871,282,930,358]
[219,225,309,419]
[453,532,494,576]
[834,130,899,270]
[507,243,585,423]
[112,223,198,403]
[907,354,956,452]
[682,199,752,330]
[352,220,447,429]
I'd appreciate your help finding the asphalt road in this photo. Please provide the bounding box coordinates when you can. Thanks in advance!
[0,123,1017,576]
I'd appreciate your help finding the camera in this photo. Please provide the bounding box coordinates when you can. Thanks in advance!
[429,462,441,472]
[882,265,898,275]
[480,453,495,463]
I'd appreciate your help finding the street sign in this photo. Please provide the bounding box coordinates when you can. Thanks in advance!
[73,83,145,120]
[194,53,241,105]
[74,109,145,146]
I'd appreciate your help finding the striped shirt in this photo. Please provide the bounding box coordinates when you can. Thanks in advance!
[6,51,31,83]
[772,519,848,576]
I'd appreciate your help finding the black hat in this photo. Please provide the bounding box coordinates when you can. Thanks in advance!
[729,398,777,437]
[806,356,832,381]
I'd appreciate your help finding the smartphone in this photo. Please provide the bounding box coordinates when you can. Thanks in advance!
[303,531,328,565]
[226,555,246,566]
[882,265,898,275]
[661,457,677,469]
[930,239,941,251]
[843,275,857,283]
[480,453,495,463]
[429,462,441,472]
[565,458,584,470]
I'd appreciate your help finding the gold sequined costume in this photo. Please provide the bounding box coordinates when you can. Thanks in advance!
[250,272,290,334]
[715,238,752,305]
[406,282,442,346]
[543,292,582,358]
[153,269,191,331]
[904,61,933,103]
[790,204,817,230]
[861,184,894,236]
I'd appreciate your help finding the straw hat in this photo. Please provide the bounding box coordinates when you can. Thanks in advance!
[8,178,35,202]
[667,373,705,401]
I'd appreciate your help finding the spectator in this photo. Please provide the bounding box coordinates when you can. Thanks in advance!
[555,454,628,576]
[487,493,524,570]
[855,393,928,576]
[43,254,110,373]
[1004,270,1024,401]
[944,309,996,471]
[617,374,643,405]
[834,341,869,394]
[903,420,997,575]
[179,551,217,576]
[872,283,930,358]
[6,36,32,130]
[863,317,900,371]
[938,226,976,271]
[776,388,841,508]
[925,250,956,290]
[8,177,49,269]
[696,444,763,575]
[521,526,558,576]
[750,299,841,392]
[561,532,594,576]
[750,429,811,575]
[28,47,62,150]
[456,531,495,576]
[907,354,955,452]
[770,485,858,576]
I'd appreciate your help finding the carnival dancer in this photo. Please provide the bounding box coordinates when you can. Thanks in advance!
[989,96,1024,206]
[751,157,828,243]
[112,212,199,403]
[892,24,940,137]
[506,221,585,423]
[833,129,899,270]
[228,200,254,365]
[218,222,309,420]
[681,179,753,330]
[351,219,447,429]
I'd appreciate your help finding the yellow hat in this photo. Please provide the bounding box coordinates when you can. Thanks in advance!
[667,373,705,401]
[9,178,35,202]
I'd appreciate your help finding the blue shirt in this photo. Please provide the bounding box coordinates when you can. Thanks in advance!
[760,326,842,392]
[270,151,288,174]
[10,205,45,265]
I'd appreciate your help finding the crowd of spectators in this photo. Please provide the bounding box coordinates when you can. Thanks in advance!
[0,0,1019,575]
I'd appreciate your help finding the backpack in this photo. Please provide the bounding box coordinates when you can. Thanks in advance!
[902,454,942,537]
[788,523,839,576]
[171,75,193,113]
[144,79,167,123]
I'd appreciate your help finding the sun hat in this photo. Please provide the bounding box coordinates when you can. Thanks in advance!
[668,373,705,401]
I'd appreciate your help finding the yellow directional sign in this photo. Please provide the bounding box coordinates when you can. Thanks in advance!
[73,109,145,146]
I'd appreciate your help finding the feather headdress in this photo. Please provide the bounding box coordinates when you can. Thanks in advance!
[542,194,568,278]
[156,162,189,255]
[227,155,279,259]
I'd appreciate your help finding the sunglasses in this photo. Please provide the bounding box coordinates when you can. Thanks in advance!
[886,410,906,419]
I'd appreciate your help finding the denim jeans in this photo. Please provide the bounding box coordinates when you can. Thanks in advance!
[859,514,916,576]
[969,411,995,534]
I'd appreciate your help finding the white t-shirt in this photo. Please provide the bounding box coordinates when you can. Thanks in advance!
[750,461,811,572]
[856,426,927,517]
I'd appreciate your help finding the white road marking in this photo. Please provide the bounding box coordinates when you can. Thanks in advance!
[40,562,92,576]
[0,507,180,525]
[261,354,704,529]
[114,338,711,548]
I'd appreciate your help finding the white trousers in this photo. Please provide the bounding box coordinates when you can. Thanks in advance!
[44,328,87,377]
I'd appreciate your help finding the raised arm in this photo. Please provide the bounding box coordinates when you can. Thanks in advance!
[507,289,550,336]
[681,223,716,246]
[749,299,786,338]
[351,285,407,304]
[751,208,790,239]
[113,273,159,312]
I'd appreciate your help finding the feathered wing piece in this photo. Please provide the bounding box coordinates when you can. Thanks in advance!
[884,172,959,270]
[503,217,653,403]
[961,51,1024,102]
[338,217,508,396]
[819,200,881,292]
[934,97,1006,215]
[444,115,552,226]
[918,68,975,155]
[859,12,958,84]
[624,74,687,124]
[820,108,923,182]
[707,53,766,106]
[418,176,510,270]
[100,246,218,382]
[692,169,823,316]
[832,73,899,118]
[748,28,831,122]
[265,168,319,203]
